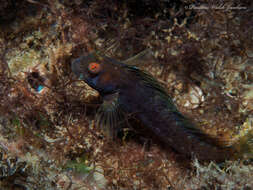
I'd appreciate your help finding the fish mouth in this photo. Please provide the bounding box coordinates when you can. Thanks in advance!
[71,57,83,79]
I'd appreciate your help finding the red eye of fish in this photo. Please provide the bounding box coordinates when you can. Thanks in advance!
[88,62,101,74]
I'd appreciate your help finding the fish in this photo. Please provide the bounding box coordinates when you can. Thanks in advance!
[71,52,247,161]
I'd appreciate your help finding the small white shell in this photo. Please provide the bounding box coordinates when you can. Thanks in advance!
[181,86,205,109]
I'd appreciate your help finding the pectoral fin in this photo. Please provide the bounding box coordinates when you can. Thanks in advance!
[95,92,126,139]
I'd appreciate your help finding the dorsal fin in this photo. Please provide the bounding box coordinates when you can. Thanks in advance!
[123,49,155,66]
[124,64,233,148]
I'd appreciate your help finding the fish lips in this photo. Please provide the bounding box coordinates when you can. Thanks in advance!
[71,57,84,79]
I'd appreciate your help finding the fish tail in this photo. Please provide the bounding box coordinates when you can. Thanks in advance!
[165,111,232,161]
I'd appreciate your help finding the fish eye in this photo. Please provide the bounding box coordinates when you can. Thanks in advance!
[88,62,101,74]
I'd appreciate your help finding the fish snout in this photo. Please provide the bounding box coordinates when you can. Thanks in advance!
[71,58,83,79]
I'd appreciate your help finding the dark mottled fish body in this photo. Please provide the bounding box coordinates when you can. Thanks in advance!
[71,53,233,161]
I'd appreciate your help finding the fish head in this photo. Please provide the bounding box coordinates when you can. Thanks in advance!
[71,53,125,96]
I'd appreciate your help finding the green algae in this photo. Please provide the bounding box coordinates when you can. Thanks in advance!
[66,160,91,174]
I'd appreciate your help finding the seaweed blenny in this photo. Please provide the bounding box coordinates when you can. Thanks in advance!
[71,53,234,161]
